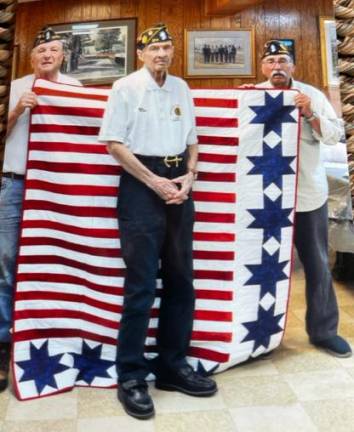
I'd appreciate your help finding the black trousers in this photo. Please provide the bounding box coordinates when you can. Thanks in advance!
[294,202,339,342]
[117,157,195,383]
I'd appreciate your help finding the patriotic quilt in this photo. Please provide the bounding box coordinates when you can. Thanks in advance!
[12,79,300,400]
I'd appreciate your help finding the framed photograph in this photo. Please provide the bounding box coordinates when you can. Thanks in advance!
[184,28,255,78]
[279,39,295,63]
[319,16,339,88]
[51,18,137,85]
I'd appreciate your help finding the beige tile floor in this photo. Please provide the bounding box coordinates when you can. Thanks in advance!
[1,269,354,432]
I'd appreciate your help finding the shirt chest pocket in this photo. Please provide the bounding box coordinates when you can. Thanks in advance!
[170,104,183,122]
[131,105,148,134]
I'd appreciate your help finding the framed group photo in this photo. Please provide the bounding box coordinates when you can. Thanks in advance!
[51,18,137,85]
[184,28,255,78]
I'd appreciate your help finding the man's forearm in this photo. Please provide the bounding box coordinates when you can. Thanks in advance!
[306,115,321,136]
[7,91,38,137]
[6,109,22,137]
[307,114,342,145]
[187,143,198,172]
[107,141,156,187]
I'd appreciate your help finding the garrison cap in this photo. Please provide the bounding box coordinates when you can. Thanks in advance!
[137,23,172,50]
[262,39,291,58]
[33,26,62,48]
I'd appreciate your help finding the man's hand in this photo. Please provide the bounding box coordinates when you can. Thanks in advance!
[294,92,312,118]
[7,91,39,137]
[166,171,194,205]
[238,83,255,89]
[148,175,180,202]
[15,91,38,116]
[106,141,195,204]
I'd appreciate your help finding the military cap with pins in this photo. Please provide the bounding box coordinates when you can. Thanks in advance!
[262,39,291,59]
[136,23,172,50]
[33,26,62,48]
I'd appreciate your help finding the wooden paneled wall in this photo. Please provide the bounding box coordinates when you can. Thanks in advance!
[14,0,334,90]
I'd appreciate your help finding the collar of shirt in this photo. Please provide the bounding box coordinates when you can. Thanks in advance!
[141,66,172,92]
[263,78,296,89]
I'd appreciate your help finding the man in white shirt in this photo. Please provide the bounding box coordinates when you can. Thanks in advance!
[257,40,351,358]
[0,26,81,393]
[99,23,217,420]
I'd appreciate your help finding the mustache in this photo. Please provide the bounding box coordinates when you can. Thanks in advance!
[271,70,287,78]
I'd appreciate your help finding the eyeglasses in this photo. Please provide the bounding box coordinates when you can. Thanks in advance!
[263,58,291,65]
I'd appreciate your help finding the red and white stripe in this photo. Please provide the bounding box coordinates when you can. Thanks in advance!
[14,82,237,370]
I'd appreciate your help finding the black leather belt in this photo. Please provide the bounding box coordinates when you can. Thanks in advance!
[2,172,25,179]
[135,152,186,168]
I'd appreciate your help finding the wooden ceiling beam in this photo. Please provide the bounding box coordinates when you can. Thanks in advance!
[204,0,264,15]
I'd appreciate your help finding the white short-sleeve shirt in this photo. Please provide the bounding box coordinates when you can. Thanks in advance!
[3,73,82,175]
[98,67,198,156]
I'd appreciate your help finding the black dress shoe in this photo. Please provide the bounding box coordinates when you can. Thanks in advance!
[118,379,154,420]
[0,342,10,393]
[155,365,217,397]
[311,335,352,358]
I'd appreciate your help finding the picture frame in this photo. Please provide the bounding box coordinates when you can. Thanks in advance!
[184,28,255,78]
[51,18,137,86]
[278,39,295,64]
[319,16,339,88]
[11,43,19,81]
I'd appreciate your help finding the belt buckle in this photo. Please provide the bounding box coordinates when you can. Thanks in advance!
[163,155,183,168]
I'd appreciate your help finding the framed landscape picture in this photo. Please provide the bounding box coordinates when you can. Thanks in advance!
[319,16,339,88]
[184,28,255,78]
[51,18,137,85]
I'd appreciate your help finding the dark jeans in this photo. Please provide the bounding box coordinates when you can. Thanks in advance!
[117,157,195,383]
[294,202,339,342]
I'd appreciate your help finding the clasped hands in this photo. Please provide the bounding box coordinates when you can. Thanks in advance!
[150,172,194,205]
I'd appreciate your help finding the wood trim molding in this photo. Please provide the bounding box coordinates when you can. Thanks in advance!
[204,0,265,15]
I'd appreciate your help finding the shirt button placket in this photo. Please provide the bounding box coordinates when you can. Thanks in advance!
[159,91,166,120]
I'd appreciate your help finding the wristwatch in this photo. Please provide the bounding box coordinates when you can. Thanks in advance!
[305,112,318,122]
[188,168,198,181]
